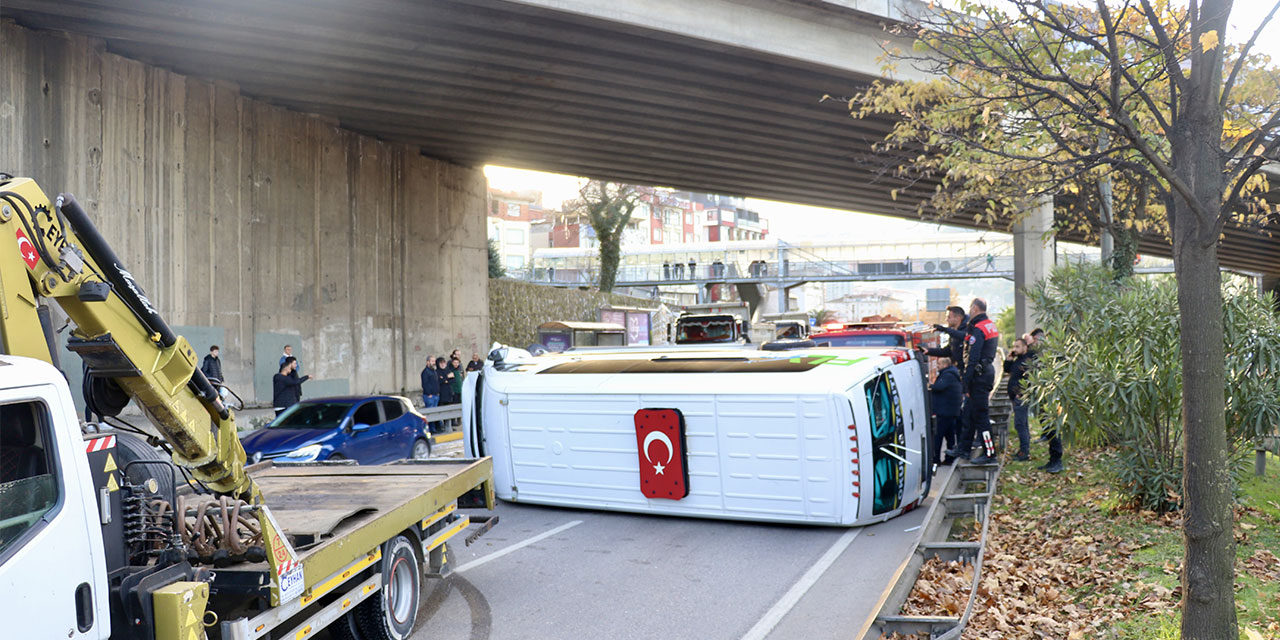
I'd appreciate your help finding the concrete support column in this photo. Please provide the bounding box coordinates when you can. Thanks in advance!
[1013,196,1055,337]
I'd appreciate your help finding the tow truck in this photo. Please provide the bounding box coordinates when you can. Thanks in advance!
[0,176,496,640]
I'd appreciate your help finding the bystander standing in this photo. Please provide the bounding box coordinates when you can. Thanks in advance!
[272,357,309,416]
[437,357,456,406]
[421,356,441,433]
[929,356,963,467]
[201,345,224,384]
[279,344,300,374]
[1005,338,1033,461]
[448,357,464,404]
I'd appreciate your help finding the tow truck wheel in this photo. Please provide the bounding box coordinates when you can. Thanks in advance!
[356,534,421,640]
[328,614,366,640]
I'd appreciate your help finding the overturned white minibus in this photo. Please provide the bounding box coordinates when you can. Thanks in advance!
[462,345,933,526]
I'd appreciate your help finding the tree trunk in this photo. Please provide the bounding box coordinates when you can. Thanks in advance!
[1175,2,1237,632]
[598,233,621,293]
[1173,238,1236,638]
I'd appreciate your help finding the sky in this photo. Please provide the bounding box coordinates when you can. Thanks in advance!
[1220,0,1279,58]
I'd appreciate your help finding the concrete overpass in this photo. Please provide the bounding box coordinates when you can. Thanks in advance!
[1,0,1276,399]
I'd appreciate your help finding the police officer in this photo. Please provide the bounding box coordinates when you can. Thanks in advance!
[950,298,999,463]
[918,305,968,371]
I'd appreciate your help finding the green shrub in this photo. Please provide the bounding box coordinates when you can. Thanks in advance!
[1026,264,1280,512]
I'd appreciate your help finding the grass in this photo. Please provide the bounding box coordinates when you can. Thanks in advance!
[994,448,1280,638]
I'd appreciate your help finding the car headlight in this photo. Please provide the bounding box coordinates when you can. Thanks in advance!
[284,443,323,461]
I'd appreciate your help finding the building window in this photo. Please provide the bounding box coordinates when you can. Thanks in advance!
[653,228,661,242]
[506,255,525,269]
[506,203,521,217]
[684,212,693,225]
[506,228,524,245]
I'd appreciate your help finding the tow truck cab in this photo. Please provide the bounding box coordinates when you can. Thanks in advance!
[0,356,111,640]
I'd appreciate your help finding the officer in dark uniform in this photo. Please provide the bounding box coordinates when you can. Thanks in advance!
[950,298,999,463]
[920,305,968,371]
[917,306,970,463]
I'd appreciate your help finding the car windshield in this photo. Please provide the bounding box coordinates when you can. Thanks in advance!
[676,318,736,343]
[268,402,354,429]
[817,334,905,347]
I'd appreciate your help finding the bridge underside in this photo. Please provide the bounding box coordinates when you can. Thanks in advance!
[3,0,1278,275]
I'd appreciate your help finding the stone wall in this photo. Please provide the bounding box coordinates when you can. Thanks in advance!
[0,20,489,404]
[489,279,659,348]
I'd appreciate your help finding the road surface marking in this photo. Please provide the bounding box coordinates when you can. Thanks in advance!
[456,520,583,574]
[740,528,861,640]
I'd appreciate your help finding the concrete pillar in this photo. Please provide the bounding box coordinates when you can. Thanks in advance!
[1013,196,1055,337]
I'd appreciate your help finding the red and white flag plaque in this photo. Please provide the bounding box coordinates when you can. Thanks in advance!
[634,408,690,500]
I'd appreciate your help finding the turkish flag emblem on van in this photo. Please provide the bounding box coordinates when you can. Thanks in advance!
[634,409,690,500]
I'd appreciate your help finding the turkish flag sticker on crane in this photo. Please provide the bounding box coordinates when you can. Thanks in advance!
[634,408,690,500]
[16,229,39,269]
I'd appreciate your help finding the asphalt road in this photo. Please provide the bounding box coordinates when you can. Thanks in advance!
[405,476,944,640]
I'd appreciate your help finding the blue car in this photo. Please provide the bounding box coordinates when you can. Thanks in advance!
[240,396,431,465]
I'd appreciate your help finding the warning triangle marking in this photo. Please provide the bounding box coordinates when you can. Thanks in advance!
[106,473,119,493]
[103,452,118,474]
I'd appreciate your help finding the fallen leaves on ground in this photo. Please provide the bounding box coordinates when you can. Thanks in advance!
[1243,549,1280,583]
[891,458,1182,639]
[885,450,1280,639]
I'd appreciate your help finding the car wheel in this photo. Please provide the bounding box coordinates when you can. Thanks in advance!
[356,534,421,640]
[328,453,346,461]
[411,438,431,461]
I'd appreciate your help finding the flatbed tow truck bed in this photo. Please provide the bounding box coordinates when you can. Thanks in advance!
[250,459,494,588]
[208,459,494,639]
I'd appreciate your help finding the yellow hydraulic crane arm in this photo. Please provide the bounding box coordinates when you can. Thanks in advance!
[0,175,261,504]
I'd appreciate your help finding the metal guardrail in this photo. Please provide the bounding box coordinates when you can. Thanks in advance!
[418,404,465,445]
[858,460,1001,640]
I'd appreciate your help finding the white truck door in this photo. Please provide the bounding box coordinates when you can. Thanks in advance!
[0,383,108,639]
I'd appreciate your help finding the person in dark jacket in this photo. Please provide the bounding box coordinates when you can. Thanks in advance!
[436,357,455,406]
[201,345,224,384]
[421,356,442,433]
[272,357,309,415]
[466,352,484,373]
[920,306,968,374]
[421,356,440,408]
[949,298,1000,464]
[1005,338,1034,461]
[929,356,963,467]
